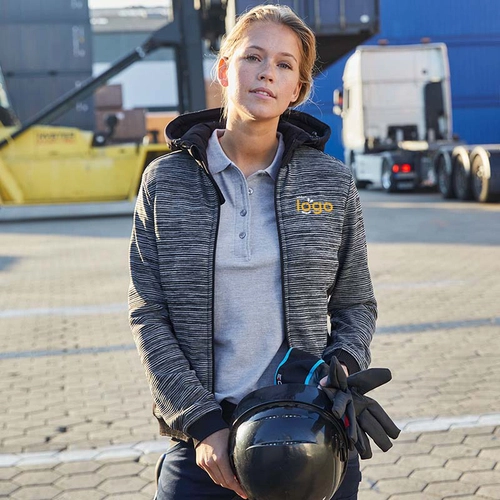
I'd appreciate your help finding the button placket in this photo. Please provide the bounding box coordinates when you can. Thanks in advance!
[233,171,250,258]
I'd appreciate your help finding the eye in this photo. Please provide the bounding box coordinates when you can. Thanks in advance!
[244,54,260,62]
[278,62,293,70]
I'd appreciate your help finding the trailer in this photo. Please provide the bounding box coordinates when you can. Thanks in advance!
[334,43,500,202]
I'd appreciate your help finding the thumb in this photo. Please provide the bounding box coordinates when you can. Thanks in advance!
[347,368,392,395]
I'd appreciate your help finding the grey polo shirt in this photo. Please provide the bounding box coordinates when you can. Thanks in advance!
[206,129,288,404]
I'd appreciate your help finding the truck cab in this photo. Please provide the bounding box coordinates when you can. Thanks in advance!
[335,43,456,191]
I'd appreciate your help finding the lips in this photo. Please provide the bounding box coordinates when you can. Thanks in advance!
[250,87,276,98]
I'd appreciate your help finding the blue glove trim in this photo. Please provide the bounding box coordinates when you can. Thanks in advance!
[274,347,293,384]
[304,360,327,385]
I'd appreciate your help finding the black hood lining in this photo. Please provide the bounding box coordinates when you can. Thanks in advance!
[165,108,331,162]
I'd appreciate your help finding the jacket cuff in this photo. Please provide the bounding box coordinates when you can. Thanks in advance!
[330,350,360,375]
[186,409,228,447]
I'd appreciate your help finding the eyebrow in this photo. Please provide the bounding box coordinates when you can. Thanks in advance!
[246,45,298,63]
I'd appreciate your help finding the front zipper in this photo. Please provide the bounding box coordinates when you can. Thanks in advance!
[274,166,290,348]
[210,199,221,393]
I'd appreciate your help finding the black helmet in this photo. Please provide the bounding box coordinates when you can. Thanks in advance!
[229,384,349,500]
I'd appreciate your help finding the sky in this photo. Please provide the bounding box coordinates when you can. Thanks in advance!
[88,0,167,8]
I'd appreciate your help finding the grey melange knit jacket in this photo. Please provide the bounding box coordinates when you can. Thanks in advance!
[128,109,377,445]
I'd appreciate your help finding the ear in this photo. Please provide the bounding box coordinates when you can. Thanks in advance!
[290,81,302,105]
[217,58,229,87]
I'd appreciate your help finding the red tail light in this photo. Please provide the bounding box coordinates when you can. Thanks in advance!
[392,164,400,173]
[402,163,412,173]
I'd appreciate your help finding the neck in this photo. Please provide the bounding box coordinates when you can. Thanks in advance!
[219,115,280,177]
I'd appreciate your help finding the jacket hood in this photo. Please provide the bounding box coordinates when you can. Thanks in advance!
[165,108,331,158]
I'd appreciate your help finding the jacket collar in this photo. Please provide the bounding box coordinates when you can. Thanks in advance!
[165,108,331,167]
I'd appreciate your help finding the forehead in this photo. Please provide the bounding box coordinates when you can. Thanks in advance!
[236,22,301,58]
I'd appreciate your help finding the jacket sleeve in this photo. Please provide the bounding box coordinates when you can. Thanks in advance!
[128,165,227,443]
[324,177,377,373]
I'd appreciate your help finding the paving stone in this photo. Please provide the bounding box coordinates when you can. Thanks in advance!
[97,462,145,479]
[103,494,150,499]
[54,490,105,500]
[417,431,464,445]
[362,464,413,480]
[141,480,157,497]
[55,473,103,489]
[55,461,102,474]
[464,434,500,449]
[11,484,62,500]
[0,468,19,480]
[444,497,490,500]
[459,469,500,485]
[430,443,479,458]
[365,452,399,466]
[138,453,163,466]
[387,494,441,500]
[477,484,500,499]
[396,454,446,469]
[445,456,496,472]
[479,446,500,461]
[98,476,149,494]
[423,481,478,497]
[12,470,60,486]
[0,480,19,496]
[358,491,389,500]
[391,442,433,455]
[374,477,427,495]
[410,467,461,482]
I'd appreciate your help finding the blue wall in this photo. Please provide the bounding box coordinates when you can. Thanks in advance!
[301,0,500,160]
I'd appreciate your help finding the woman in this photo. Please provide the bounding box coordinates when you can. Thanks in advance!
[129,4,377,499]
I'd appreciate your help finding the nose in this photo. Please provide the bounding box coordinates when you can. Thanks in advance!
[258,61,274,82]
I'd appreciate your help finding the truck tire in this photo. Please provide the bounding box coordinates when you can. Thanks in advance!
[381,159,398,193]
[470,146,500,203]
[435,150,455,199]
[452,147,473,200]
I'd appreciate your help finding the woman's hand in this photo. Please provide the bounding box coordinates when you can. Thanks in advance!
[195,428,247,499]
[319,363,349,387]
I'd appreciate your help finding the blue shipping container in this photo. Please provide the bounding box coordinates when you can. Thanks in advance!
[301,0,500,160]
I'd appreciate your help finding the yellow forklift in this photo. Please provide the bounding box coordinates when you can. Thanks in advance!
[0,1,206,220]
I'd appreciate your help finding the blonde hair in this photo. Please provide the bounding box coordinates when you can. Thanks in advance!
[217,4,317,111]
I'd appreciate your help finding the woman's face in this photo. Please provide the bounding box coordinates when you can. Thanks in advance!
[218,22,302,125]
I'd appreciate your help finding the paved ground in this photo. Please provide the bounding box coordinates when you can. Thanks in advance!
[0,189,499,499]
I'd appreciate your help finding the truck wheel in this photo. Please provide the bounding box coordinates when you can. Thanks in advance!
[470,147,500,203]
[436,153,455,199]
[452,150,473,200]
[381,160,398,193]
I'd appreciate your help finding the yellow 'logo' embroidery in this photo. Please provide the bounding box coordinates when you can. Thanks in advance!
[296,197,334,215]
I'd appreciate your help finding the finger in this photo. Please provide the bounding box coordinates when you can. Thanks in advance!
[200,462,224,488]
[218,456,248,498]
[358,411,393,452]
[330,390,351,419]
[368,403,401,440]
[327,357,348,390]
[355,427,372,459]
[346,401,357,446]
[347,368,392,395]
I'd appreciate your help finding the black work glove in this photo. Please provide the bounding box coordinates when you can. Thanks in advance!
[347,368,401,459]
[320,357,357,449]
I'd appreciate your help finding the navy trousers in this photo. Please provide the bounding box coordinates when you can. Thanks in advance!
[155,440,361,500]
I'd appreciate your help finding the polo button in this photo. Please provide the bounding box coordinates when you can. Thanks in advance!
[239,232,246,239]
[240,209,247,216]
[248,188,254,195]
